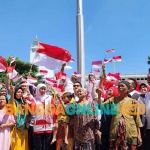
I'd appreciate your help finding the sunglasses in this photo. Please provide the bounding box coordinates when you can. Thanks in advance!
[73,85,80,87]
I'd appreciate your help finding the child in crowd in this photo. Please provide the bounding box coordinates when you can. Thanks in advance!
[51,92,73,145]
[0,94,15,150]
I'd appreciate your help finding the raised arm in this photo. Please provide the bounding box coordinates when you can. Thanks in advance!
[9,85,15,105]
[5,75,11,94]
[60,63,66,73]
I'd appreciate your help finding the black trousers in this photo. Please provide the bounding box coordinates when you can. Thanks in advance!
[34,133,56,150]
[146,129,150,150]
[138,127,146,150]
[28,126,35,150]
[101,134,110,150]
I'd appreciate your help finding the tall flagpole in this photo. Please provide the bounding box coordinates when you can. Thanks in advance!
[76,0,85,86]
[112,60,116,73]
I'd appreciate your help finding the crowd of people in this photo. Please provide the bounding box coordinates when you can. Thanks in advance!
[0,64,150,150]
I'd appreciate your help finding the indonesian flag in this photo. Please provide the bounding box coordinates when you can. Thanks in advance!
[0,65,6,72]
[7,66,18,79]
[39,69,48,76]
[0,56,8,71]
[27,76,37,84]
[53,83,64,95]
[93,69,100,75]
[106,73,121,81]
[55,72,67,80]
[92,60,102,68]
[113,56,122,62]
[45,78,55,86]
[33,42,72,70]
[104,58,113,64]
[72,72,82,78]
[106,48,114,54]
[12,75,22,82]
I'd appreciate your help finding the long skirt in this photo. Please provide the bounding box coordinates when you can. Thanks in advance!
[109,117,137,150]
[74,140,95,150]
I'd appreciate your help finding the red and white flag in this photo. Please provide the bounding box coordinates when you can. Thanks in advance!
[104,58,113,64]
[92,60,102,68]
[106,49,114,54]
[27,76,37,84]
[113,56,122,62]
[0,56,8,71]
[45,78,55,86]
[7,66,18,79]
[55,72,67,80]
[33,42,72,70]
[39,69,48,76]
[12,75,22,82]
[106,73,121,81]
[93,69,100,75]
[0,65,6,72]
[53,83,64,95]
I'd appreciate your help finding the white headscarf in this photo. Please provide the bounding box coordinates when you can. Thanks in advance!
[35,83,48,102]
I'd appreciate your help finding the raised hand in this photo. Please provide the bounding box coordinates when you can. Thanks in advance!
[10,85,15,96]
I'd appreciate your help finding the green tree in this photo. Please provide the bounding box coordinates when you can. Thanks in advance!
[0,57,43,84]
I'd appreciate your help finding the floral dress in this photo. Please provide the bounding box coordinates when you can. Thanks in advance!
[73,102,99,150]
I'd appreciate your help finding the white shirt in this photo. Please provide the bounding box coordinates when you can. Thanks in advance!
[145,91,150,129]
[138,96,146,126]
[85,80,100,102]
[64,78,74,93]
[129,90,141,96]
[74,94,79,102]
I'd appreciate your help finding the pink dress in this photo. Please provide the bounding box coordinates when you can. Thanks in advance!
[0,109,15,150]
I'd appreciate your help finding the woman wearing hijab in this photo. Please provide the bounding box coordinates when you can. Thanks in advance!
[10,86,29,150]
[33,83,56,150]
[97,81,143,150]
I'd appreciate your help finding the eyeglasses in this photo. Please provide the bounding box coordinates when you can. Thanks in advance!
[73,85,80,87]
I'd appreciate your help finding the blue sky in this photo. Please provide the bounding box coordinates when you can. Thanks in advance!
[0,0,150,76]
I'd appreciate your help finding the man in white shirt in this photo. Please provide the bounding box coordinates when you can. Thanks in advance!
[72,81,82,102]
[127,78,140,100]
[61,74,78,94]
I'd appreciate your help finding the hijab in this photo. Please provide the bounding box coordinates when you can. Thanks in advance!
[13,86,27,130]
[36,83,48,102]
[14,86,23,101]
[0,86,10,101]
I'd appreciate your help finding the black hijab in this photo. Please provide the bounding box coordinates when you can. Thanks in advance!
[14,86,23,101]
